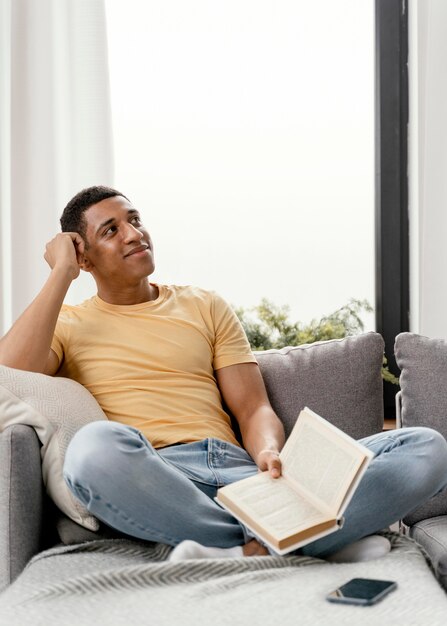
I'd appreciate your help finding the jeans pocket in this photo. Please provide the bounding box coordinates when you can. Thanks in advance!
[159,440,218,486]
[209,439,258,485]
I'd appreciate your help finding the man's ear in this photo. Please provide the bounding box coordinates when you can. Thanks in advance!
[80,257,94,272]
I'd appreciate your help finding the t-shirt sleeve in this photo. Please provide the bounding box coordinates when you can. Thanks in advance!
[211,292,256,370]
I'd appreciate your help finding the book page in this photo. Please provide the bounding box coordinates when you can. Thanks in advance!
[217,471,330,539]
[281,408,373,514]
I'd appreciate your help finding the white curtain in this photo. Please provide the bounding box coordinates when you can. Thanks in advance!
[410,0,447,338]
[0,0,114,334]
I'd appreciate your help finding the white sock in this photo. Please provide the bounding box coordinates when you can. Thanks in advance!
[326,535,391,563]
[168,540,244,562]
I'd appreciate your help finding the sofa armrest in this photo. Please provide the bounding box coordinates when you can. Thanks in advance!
[0,424,44,590]
[409,517,447,590]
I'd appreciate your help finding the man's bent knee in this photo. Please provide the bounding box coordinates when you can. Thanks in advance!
[64,421,150,483]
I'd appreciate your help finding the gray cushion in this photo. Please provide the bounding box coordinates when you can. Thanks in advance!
[0,425,44,591]
[395,332,447,429]
[56,514,125,545]
[254,332,385,440]
[395,332,447,524]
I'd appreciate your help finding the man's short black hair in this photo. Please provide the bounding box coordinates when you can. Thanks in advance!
[60,185,129,245]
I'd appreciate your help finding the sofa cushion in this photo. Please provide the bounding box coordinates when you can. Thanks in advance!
[254,332,385,440]
[395,333,447,430]
[0,366,106,530]
[395,332,447,525]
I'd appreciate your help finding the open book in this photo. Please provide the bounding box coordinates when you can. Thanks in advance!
[215,407,374,555]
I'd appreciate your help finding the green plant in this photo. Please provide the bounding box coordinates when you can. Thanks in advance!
[381,355,399,386]
[234,298,399,385]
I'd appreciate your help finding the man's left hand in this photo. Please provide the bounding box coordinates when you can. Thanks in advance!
[256,449,282,479]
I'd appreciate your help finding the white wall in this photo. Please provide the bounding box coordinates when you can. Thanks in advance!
[410,0,447,338]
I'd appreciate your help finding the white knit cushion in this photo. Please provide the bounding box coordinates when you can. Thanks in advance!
[0,365,106,530]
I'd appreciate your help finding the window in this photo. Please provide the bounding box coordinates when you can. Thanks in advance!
[105,0,374,328]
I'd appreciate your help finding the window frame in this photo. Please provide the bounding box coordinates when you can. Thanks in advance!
[375,0,409,416]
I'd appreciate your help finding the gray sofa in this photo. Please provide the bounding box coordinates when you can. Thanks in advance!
[395,331,447,590]
[1,331,447,625]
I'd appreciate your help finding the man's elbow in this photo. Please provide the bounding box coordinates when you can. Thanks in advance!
[0,347,44,374]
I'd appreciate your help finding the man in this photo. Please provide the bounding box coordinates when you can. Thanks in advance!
[1,185,447,561]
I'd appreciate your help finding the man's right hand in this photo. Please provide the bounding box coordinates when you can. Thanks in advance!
[0,232,85,373]
[44,233,85,280]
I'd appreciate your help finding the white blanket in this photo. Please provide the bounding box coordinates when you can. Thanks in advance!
[0,533,445,626]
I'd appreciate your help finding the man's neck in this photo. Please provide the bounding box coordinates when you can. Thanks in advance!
[96,280,159,305]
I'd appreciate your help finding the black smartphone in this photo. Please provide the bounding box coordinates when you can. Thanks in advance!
[326,577,397,606]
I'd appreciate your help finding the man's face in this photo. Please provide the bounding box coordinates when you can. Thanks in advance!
[81,195,155,284]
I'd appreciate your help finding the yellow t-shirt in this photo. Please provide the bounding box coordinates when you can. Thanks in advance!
[51,284,256,448]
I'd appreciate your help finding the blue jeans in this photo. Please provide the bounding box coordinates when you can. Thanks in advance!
[63,421,447,557]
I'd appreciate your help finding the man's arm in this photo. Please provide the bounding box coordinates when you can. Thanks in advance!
[0,233,84,374]
[215,362,285,478]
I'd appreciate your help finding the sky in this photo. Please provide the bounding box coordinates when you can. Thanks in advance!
[101,0,375,330]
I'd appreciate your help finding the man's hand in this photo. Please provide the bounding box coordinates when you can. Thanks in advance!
[44,233,85,280]
[0,233,83,373]
[256,449,282,479]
